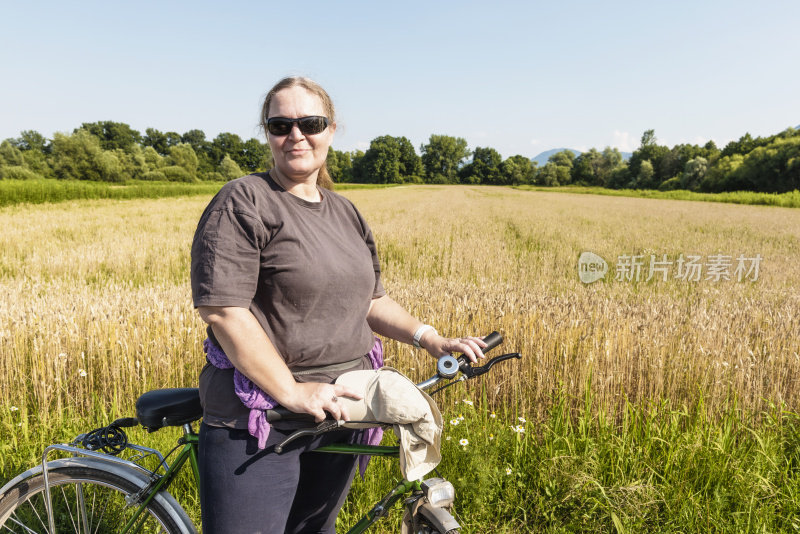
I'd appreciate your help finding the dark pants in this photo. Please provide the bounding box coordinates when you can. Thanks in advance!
[198,422,362,534]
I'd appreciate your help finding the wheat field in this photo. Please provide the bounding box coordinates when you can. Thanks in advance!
[1,186,799,431]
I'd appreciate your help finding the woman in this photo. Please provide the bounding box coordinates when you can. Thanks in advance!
[190,76,486,533]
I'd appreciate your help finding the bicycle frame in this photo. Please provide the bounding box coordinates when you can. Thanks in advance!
[38,424,423,534]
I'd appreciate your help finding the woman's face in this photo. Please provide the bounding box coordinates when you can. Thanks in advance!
[267,86,336,184]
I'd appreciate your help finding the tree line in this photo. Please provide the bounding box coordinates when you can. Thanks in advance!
[1,121,798,193]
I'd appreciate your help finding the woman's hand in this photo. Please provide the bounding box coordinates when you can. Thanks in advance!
[419,332,488,363]
[284,382,364,423]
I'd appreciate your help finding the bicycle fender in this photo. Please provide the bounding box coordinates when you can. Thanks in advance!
[417,502,460,532]
[0,456,197,534]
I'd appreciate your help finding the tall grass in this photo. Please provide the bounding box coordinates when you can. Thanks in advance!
[1,186,799,531]
[515,185,800,208]
[0,178,396,207]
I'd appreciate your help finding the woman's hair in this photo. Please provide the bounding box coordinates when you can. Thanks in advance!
[261,76,336,190]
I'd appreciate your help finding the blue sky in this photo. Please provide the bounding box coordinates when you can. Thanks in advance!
[1,1,798,158]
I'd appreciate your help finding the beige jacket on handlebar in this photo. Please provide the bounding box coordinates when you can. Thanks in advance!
[335,367,443,481]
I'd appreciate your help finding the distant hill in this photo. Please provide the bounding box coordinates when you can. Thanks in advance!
[532,148,580,166]
[532,148,632,166]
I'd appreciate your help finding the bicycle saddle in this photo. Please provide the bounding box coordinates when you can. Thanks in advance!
[136,388,203,431]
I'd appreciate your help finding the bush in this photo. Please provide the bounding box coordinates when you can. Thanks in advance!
[659,176,682,191]
[160,165,194,182]
[0,166,42,180]
[203,171,226,182]
[141,170,167,181]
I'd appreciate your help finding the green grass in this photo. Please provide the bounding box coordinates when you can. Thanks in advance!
[0,179,397,207]
[5,387,798,533]
[514,185,800,208]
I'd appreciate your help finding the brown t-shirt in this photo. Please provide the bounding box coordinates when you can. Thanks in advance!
[191,172,386,428]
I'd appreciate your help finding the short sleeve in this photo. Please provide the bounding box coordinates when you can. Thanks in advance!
[360,216,386,299]
[191,207,268,308]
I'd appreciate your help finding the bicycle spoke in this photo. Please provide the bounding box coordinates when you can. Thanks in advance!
[90,486,114,534]
[8,493,47,534]
[4,513,43,534]
[59,484,81,534]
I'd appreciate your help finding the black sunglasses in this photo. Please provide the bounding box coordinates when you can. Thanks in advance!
[266,116,329,136]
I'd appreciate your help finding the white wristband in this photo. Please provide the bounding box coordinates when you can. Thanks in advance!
[413,324,437,349]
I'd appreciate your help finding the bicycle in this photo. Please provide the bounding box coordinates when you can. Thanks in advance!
[0,331,520,534]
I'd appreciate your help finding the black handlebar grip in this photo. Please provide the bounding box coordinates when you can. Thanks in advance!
[482,331,503,353]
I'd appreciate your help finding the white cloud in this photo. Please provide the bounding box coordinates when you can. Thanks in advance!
[355,141,370,151]
[530,138,541,146]
[612,130,638,152]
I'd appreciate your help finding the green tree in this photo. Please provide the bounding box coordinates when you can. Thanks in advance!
[535,162,562,186]
[218,154,244,181]
[721,133,759,158]
[327,148,354,183]
[420,135,470,184]
[9,130,50,153]
[730,136,800,193]
[143,146,164,171]
[164,143,198,179]
[628,130,669,188]
[350,150,366,182]
[571,148,602,185]
[240,138,269,172]
[51,130,123,182]
[143,128,169,155]
[598,148,625,186]
[459,147,502,184]
[681,157,709,190]
[181,129,214,174]
[396,137,423,180]
[0,140,25,167]
[78,121,142,152]
[210,133,244,168]
[357,136,402,183]
[499,155,536,185]
[535,149,575,186]
[634,160,654,189]
[113,146,148,180]
[357,136,421,183]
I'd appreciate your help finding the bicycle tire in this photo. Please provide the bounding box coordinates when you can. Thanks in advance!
[0,464,187,533]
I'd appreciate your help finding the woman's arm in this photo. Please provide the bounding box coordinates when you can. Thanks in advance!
[366,295,487,362]
[198,306,361,422]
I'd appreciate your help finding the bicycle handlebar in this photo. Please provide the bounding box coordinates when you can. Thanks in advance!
[269,331,521,452]
[269,331,517,424]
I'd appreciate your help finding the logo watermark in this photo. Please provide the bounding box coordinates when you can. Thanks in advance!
[578,252,762,284]
[578,252,608,283]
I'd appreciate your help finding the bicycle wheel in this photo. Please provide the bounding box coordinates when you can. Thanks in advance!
[0,464,187,533]
[402,509,460,534]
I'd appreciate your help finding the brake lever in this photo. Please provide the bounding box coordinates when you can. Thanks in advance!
[457,352,522,379]
[274,420,342,454]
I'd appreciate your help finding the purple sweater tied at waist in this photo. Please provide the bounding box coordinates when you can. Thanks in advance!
[203,337,384,477]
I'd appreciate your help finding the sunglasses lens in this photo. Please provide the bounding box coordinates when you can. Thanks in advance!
[267,119,293,136]
[298,116,328,135]
[268,117,329,136]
